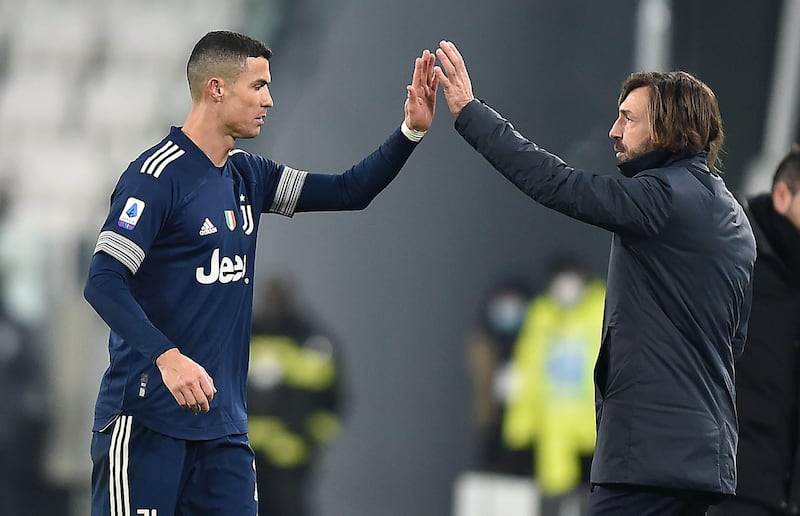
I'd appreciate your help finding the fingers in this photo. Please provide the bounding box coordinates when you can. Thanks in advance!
[420,49,434,88]
[435,40,468,86]
[440,40,465,67]
[429,71,440,94]
[412,56,424,89]
[170,387,197,412]
[411,49,435,92]
[173,390,188,408]
[159,352,216,413]
[433,66,449,88]
[406,84,416,102]
[189,369,215,413]
[432,40,473,118]
[189,386,210,413]
[407,50,437,115]
[183,387,203,413]
[409,41,462,91]
[199,373,216,409]
[435,41,457,77]
[174,381,212,413]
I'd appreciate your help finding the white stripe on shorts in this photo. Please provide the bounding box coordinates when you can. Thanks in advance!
[109,415,133,516]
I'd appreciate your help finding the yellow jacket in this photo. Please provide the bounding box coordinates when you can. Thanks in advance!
[503,280,605,495]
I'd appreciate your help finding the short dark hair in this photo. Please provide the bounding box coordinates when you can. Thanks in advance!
[619,71,724,175]
[186,30,272,101]
[773,143,800,193]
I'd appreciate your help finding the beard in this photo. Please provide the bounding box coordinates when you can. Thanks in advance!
[614,139,654,163]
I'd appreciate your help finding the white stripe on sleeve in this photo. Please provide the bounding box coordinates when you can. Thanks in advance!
[94,231,146,274]
[270,165,308,217]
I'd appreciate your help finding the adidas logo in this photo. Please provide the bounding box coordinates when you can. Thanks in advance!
[199,218,218,236]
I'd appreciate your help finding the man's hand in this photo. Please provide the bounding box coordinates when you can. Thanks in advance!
[156,348,216,413]
[433,40,475,118]
[404,49,439,132]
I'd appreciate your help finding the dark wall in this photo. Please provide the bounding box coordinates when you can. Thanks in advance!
[671,0,781,188]
[242,1,778,514]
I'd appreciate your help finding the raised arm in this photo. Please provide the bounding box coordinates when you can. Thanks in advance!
[433,40,672,237]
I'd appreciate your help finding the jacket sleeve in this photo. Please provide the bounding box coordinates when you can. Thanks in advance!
[455,100,672,237]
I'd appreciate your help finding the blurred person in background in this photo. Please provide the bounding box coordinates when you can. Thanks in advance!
[503,257,605,516]
[0,185,67,515]
[83,30,437,515]
[0,278,63,514]
[709,145,800,516]
[435,40,755,515]
[466,275,534,477]
[248,275,345,516]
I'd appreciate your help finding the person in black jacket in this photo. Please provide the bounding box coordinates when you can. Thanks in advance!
[433,40,756,516]
[466,276,534,476]
[709,145,800,516]
[247,275,346,516]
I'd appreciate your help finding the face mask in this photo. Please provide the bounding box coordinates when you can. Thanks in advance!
[487,294,527,335]
[549,271,587,307]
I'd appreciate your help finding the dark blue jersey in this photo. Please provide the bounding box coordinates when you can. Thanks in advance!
[88,125,418,440]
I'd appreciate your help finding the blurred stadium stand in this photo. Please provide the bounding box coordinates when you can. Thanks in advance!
[0,1,249,513]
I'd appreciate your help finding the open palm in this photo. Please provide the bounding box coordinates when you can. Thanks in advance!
[404,49,439,132]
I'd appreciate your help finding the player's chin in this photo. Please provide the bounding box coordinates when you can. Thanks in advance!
[234,126,262,139]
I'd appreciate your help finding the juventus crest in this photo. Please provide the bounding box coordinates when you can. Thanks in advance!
[239,204,254,235]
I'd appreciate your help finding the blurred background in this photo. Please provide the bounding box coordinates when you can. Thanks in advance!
[0,0,797,515]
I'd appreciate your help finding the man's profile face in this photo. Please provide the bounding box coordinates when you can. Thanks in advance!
[222,56,273,139]
[609,86,654,163]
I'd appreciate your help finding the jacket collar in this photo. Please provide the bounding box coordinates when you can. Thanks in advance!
[617,148,703,178]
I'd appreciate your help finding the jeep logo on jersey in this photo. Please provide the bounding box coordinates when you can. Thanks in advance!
[195,248,248,284]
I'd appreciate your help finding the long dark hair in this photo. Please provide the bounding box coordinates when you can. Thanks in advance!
[619,71,724,174]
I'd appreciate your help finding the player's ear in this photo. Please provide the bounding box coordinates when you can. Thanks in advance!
[773,181,792,215]
[207,78,224,102]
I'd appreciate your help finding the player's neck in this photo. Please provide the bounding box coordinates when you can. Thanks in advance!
[182,109,234,168]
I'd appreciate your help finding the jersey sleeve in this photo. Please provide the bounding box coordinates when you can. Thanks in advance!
[88,168,177,362]
[268,164,308,216]
[84,252,176,364]
[292,127,417,213]
[228,150,307,218]
[238,127,418,217]
[93,169,173,273]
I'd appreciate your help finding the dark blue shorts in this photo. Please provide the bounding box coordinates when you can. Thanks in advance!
[91,415,257,516]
